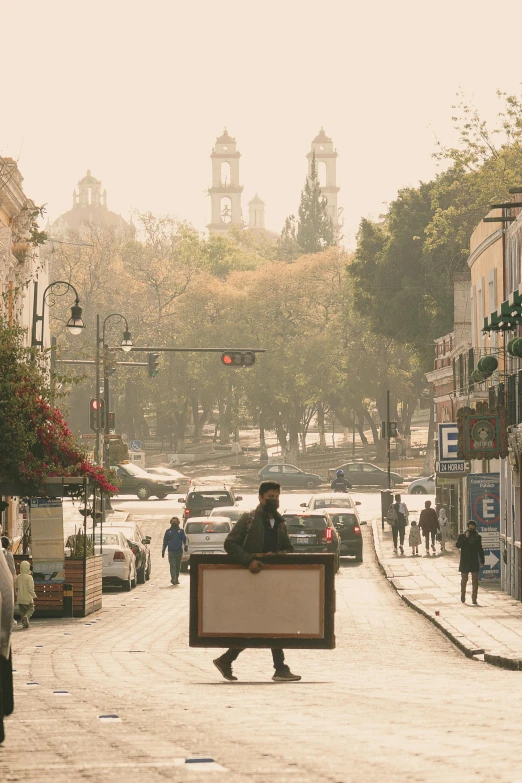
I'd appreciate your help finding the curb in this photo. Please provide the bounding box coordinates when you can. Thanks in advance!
[370,520,522,671]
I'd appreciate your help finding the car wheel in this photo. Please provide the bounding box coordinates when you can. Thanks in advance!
[145,560,151,581]
[306,480,316,489]
[336,555,340,572]
[137,565,146,584]
[411,486,427,495]
[355,549,363,563]
[136,485,151,501]
[122,573,132,592]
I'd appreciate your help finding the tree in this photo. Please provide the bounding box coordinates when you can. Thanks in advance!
[291,152,335,254]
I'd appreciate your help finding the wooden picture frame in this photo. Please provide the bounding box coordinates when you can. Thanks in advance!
[189,554,335,649]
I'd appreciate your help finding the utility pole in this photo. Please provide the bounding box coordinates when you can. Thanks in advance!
[387,390,391,490]
[95,315,101,464]
[352,410,356,459]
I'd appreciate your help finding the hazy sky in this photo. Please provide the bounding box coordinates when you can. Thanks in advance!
[3,0,522,247]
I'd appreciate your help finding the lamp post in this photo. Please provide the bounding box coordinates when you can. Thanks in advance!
[31,280,85,349]
[94,314,133,466]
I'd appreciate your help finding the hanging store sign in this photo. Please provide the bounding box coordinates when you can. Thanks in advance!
[457,405,508,460]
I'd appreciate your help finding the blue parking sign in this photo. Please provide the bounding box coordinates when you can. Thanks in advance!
[468,473,500,580]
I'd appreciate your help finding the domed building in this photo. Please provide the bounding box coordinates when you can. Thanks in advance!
[52,171,131,235]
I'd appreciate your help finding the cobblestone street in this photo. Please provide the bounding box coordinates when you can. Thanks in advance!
[1,514,521,783]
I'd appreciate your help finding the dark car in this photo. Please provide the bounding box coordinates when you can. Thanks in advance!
[282,510,340,570]
[258,463,322,489]
[105,521,152,583]
[327,507,365,562]
[327,462,403,488]
[179,484,241,523]
[112,463,179,500]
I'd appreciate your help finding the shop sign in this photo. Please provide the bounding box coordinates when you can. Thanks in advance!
[29,498,65,584]
[457,405,508,460]
[437,460,467,475]
[468,473,500,580]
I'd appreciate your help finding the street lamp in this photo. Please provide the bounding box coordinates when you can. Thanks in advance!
[94,314,133,464]
[31,280,85,349]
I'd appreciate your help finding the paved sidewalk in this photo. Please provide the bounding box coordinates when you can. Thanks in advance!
[372,520,522,669]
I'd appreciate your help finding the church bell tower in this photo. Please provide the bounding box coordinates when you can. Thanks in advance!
[207,129,244,234]
[307,129,341,231]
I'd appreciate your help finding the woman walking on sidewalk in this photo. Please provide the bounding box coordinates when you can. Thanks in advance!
[438,508,449,552]
[456,520,485,605]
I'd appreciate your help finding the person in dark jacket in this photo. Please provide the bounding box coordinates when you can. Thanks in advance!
[456,520,485,605]
[419,500,439,556]
[330,470,353,492]
[213,480,301,683]
[162,517,188,585]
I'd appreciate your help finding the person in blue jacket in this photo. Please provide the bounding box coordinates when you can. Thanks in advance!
[162,517,188,585]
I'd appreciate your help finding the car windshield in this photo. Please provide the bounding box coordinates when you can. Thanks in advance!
[188,492,231,505]
[94,534,120,545]
[185,522,231,534]
[284,515,328,530]
[210,508,242,520]
[120,463,148,477]
[331,513,357,525]
[314,497,354,509]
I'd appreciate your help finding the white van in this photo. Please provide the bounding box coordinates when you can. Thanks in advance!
[180,517,231,572]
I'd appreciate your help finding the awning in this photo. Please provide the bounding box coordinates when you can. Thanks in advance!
[483,289,522,331]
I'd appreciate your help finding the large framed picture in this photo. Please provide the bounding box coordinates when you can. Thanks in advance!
[189,554,336,649]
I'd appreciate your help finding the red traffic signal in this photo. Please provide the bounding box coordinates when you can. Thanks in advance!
[89,398,105,432]
[221,351,255,368]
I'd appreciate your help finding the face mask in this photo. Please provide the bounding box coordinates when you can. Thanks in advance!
[468,528,477,536]
[264,498,279,514]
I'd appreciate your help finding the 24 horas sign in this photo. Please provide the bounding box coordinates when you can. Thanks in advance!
[457,403,508,460]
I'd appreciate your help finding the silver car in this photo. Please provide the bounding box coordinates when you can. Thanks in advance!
[407,474,435,495]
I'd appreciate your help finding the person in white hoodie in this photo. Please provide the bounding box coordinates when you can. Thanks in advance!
[438,507,450,552]
[15,561,36,629]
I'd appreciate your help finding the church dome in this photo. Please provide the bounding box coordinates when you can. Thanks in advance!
[52,170,131,234]
[216,128,235,144]
[312,128,332,143]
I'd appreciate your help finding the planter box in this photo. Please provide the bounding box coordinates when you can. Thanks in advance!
[14,555,102,618]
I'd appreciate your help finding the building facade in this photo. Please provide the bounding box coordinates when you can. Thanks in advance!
[0,157,49,540]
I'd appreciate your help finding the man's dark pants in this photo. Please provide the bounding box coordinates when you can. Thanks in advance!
[168,550,183,583]
[219,647,286,671]
[392,524,406,548]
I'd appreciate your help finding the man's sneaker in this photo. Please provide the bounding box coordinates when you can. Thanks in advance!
[399,546,404,555]
[393,548,398,554]
[272,668,301,682]
[22,617,29,629]
[213,658,238,681]
[461,595,466,603]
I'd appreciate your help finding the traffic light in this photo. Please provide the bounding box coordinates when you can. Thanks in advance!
[108,412,116,432]
[89,398,105,432]
[380,421,386,439]
[388,421,398,438]
[148,352,160,378]
[221,351,256,368]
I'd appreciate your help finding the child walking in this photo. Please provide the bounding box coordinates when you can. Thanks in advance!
[15,560,36,629]
[409,520,421,557]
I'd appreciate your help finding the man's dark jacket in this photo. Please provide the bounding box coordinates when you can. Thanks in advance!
[224,505,294,567]
[456,532,485,573]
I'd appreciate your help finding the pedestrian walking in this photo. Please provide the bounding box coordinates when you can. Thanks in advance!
[387,493,408,554]
[456,520,485,605]
[162,517,188,586]
[408,520,421,556]
[419,500,439,556]
[15,560,36,629]
[1,537,15,580]
[438,508,449,552]
[213,480,301,682]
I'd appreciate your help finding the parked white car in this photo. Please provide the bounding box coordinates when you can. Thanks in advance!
[181,517,232,572]
[208,506,245,525]
[95,531,137,591]
[302,493,360,511]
